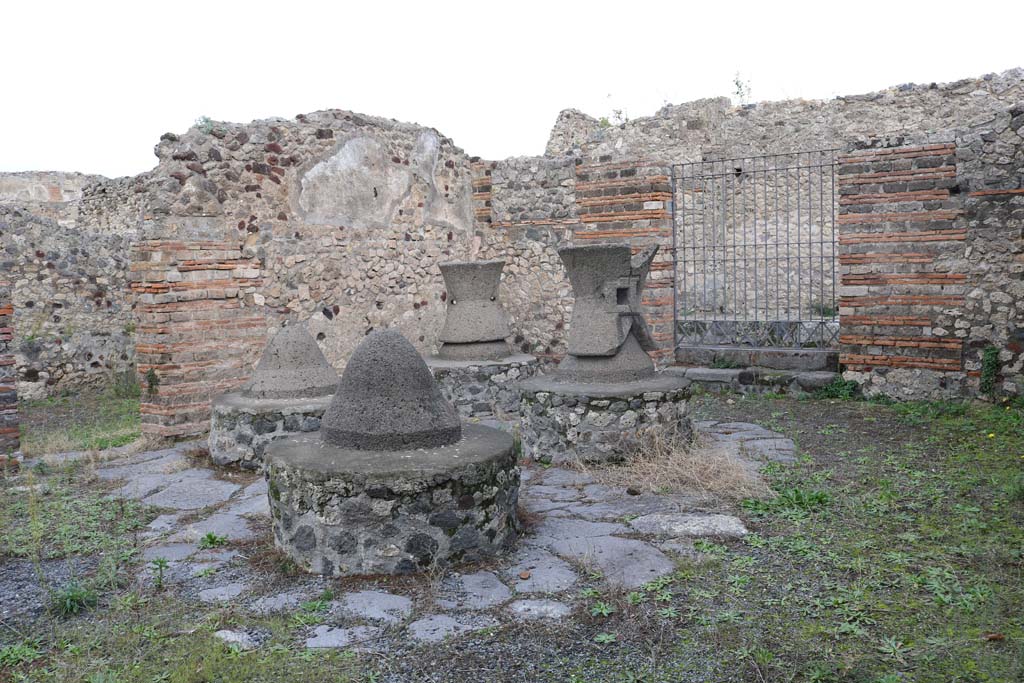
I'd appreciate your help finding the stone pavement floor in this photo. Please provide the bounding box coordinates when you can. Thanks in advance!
[83,421,794,650]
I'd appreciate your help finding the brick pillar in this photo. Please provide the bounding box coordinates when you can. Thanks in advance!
[837,142,967,393]
[573,159,676,364]
[0,280,20,468]
[131,229,266,439]
[470,159,495,229]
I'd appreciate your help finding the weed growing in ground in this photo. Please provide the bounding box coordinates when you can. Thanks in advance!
[19,389,141,456]
[149,557,169,590]
[51,581,97,616]
[812,377,860,400]
[198,532,229,549]
[0,641,43,667]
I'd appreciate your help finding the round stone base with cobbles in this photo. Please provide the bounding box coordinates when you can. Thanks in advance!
[426,354,540,422]
[518,374,692,464]
[264,424,520,576]
[208,393,331,470]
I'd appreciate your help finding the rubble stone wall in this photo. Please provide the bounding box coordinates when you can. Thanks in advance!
[2,69,1022,422]
[0,279,18,463]
[131,111,480,437]
[956,106,1024,397]
[0,203,137,399]
[547,70,1024,162]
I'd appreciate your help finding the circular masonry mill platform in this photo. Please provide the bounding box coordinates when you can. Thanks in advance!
[426,354,540,422]
[208,393,331,470]
[265,424,520,576]
[518,374,693,465]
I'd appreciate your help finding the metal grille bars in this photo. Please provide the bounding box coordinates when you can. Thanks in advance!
[672,150,839,349]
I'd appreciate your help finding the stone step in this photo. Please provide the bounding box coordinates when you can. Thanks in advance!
[664,365,838,395]
[675,345,838,372]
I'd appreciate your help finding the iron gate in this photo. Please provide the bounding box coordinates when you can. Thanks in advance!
[672,150,839,349]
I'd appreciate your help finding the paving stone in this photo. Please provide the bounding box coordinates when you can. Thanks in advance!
[214,629,259,650]
[537,468,595,487]
[142,543,196,563]
[167,513,256,543]
[525,518,628,548]
[183,549,239,577]
[336,590,413,624]
[436,571,512,610]
[116,474,181,500]
[223,479,270,517]
[628,513,748,539]
[520,497,572,514]
[708,427,778,442]
[95,450,188,481]
[406,614,494,643]
[223,494,270,517]
[579,484,624,501]
[560,494,696,522]
[521,485,582,502]
[548,535,675,589]
[502,547,578,594]
[249,589,311,615]
[711,421,774,433]
[198,581,249,603]
[508,599,572,621]
[740,438,797,462]
[145,513,185,535]
[305,625,382,649]
[142,476,241,510]
[240,478,268,498]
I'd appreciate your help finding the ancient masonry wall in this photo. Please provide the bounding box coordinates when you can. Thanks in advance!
[0,195,139,399]
[547,70,1024,162]
[837,141,969,398]
[0,279,19,463]
[476,156,675,362]
[132,221,266,438]
[839,104,1024,399]
[2,69,1021,421]
[956,104,1024,396]
[132,111,479,437]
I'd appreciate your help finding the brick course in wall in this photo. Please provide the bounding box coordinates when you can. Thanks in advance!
[0,280,19,466]
[131,234,265,438]
[572,158,675,362]
[837,142,969,395]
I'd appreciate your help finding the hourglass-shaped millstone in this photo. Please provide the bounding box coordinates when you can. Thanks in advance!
[555,243,659,384]
[437,259,512,361]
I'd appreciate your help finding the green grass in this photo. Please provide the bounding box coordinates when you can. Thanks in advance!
[50,581,98,617]
[551,399,1024,682]
[1,397,1022,682]
[0,476,150,560]
[19,389,141,456]
[6,595,365,682]
[813,376,861,400]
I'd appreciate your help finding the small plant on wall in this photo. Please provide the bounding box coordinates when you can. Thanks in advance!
[145,368,160,397]
[979,346,1001,398]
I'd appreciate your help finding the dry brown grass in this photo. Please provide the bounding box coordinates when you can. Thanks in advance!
[575,428,774,503]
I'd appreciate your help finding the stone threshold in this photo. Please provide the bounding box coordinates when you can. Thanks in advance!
[664,366,838,395]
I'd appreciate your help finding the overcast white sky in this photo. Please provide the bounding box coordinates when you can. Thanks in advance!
[3,0,1021,178]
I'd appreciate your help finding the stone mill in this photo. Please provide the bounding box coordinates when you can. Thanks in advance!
[425,259,538,423]
[208,323,339,469]
[519,243,692,463]
[265,329,520,576]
